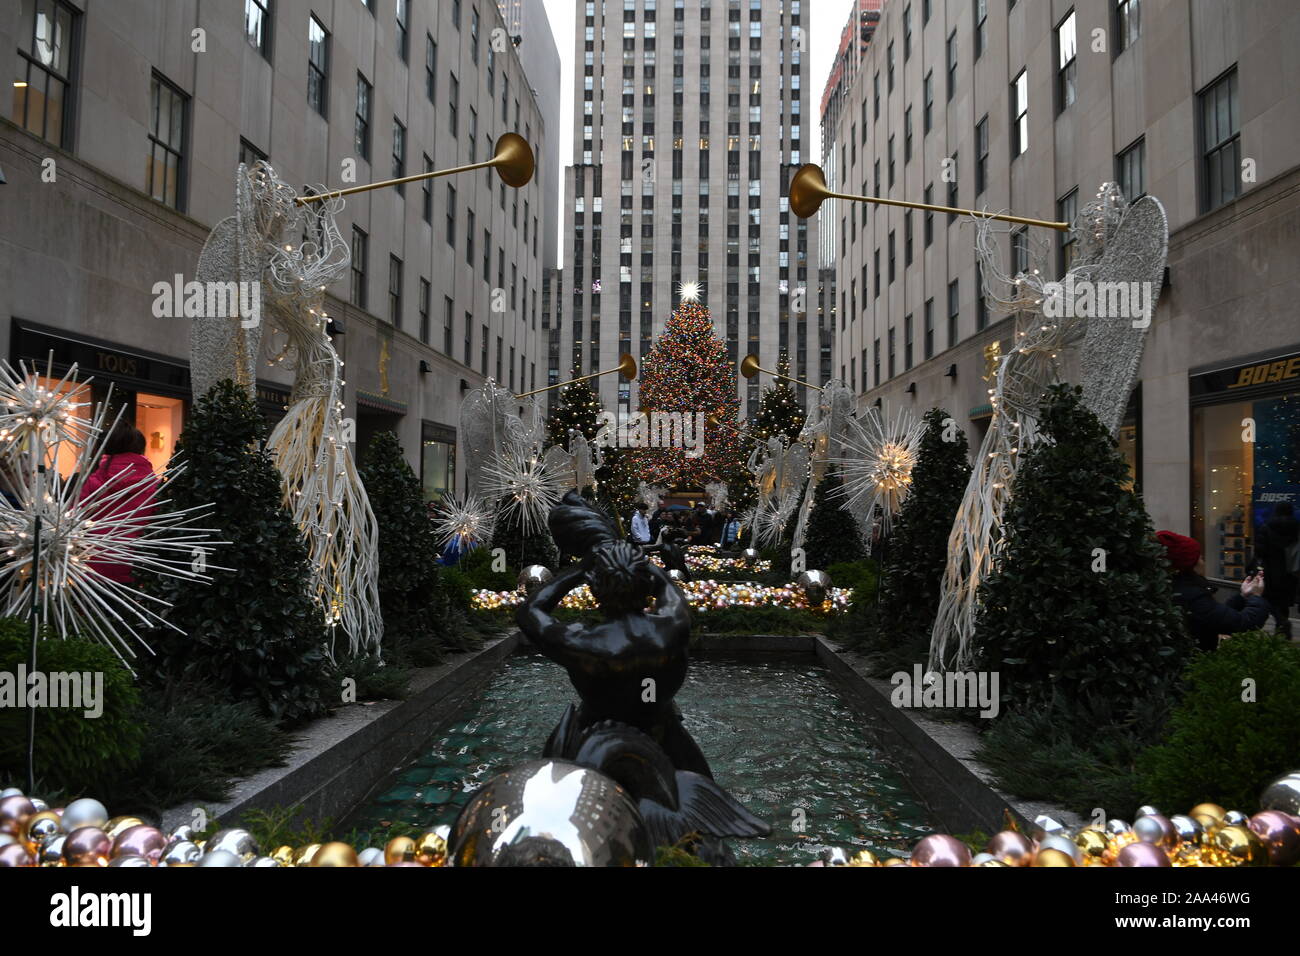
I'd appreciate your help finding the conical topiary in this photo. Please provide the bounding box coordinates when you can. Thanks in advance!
[802,469,865,571]
[139,380,332,727]
[976,384,1190,715]
[876,408,972,649]
[359,431,467,663]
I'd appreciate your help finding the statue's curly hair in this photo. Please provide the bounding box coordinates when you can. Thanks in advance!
[586,541,654,613]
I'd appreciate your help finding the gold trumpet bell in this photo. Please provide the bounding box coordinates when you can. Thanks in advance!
[491,133,535,188]
[739,354,762,379]
[788,164,830,219]
[617,353,638,381]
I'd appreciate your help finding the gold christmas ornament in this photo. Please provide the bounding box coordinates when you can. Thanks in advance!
[1033,848,1075,867]
[310,842,360,867]
[104,816,145,840]
[1211,825,1268,867]
[292,843,322,867]
[413,831,448,868]
[385,836,417,865]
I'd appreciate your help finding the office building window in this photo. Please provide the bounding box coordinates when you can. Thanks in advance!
[419,278,431,343]
[14,0,78,148]
[395,0,409,61]
[422,155,433,222]
[466,210,475,266]
[947,279,960,347]
[449,74,459,136]
[426,35,437,101]
[1117,137,1145,200]
[924,184,934,246]
[238,138,266,168]
[946,31,957,101]
[1058,188,1078,273]
[389,255,403,327]
[1011,70,1028,156]
[147,73,188,210]
[923,299,934,359]
[355,73,371,159]
[923,71,933,133]
[1199,68,1241,212]
[245,0,272,59]
[444,297,455,355]
[975,116,989,195]
[392,118,405,193]
[306,17,329,116]
[1116,0,1142,53]
[904,314,914,370]
[446,185,457,247]
[351,226,368,309]
[1057,11,1077,112]
[975,0,987,59]
[1012,228,1029,275]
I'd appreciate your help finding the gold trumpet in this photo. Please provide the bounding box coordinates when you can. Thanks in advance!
[297,133,534,204]
[787,163,1069,231]
[740,353,823,392]
[515,353,637,399]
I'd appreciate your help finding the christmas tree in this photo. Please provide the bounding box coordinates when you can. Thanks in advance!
[751,352,806,446]
[139,381,332,727]
[627,300,748,489]
[546,362,604,449]
[360,431,469,663]
[802,469,866,570]
[876,408,972,650]
[976,385,1190,714]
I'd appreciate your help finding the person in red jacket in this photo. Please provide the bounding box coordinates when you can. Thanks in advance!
[80,423,159,585]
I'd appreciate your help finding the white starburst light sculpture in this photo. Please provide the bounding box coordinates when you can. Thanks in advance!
[832,404,924,537]
[432,492,496,549]
[677,280,702,303]
[0,361,222,673]
[480,448,567,537]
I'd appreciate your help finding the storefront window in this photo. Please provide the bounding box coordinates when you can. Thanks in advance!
[421,438,455,501]
[1192,392,1300,581]
[35,377,93,478]
[136,392,184,473]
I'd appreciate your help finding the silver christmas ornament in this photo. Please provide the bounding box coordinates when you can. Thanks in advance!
[449,760,652,867]
[517,564,553,595]
[196,849,244,867]
[204,828,259,863]
[796,569,831,605]
[1260,773,1300,815]
[60,798,108,831]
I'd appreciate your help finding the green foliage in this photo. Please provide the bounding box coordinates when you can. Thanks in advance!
[802,469,866,571]
[876,408,971,650]
[137,380,332,727]
[458,544,515,591]
[218,805,336,851]
[359,431,463,665]
[750,352,806,446]
[691,605,827,636]
[0,620,143,795]
[974,694,1168,816]
[331,652,413,702]
[99,692,292,817]
[490,511,558,569]
[975,385,1190,715]
[1141,632,1300,813]
[654,841,712,867]
[827,559,878,599]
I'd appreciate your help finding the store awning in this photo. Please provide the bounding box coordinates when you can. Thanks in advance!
[968,403,994,420]
[356,389,408,415]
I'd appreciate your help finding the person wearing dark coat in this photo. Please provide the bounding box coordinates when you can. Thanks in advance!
[1158,530,1270,652]
[1251,502,1299,638]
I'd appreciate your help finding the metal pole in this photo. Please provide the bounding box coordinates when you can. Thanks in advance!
[26,464,44,794]
[295,158,501,204]
[826,189,1069,231]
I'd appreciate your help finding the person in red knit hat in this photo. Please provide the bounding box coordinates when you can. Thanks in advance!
[1157,530,1269,652]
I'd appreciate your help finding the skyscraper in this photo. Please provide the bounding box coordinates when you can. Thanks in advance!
[558,0,817,417]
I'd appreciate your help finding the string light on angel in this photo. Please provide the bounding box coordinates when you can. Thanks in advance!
[832,403,925,537]
[0,361,223,674]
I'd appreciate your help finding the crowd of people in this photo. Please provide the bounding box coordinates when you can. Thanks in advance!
[627,498,743,583]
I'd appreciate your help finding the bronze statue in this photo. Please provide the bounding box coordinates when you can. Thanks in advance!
[516,490,769,862]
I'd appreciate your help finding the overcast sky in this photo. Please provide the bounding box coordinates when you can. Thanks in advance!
[537,0,858,248]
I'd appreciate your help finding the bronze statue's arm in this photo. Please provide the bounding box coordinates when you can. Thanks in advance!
[517,562,588,663]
